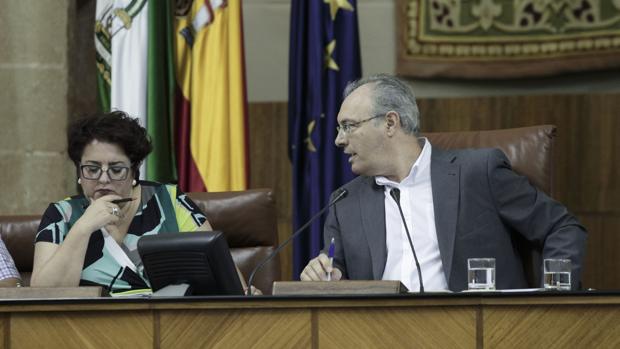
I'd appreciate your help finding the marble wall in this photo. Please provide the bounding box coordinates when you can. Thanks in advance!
[0,0,76,215]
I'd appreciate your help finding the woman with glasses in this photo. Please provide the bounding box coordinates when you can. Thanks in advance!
[31,111,233,294]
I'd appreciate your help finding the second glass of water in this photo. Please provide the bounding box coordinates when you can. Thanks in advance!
[544,259,571,291]
[468,258,496,290]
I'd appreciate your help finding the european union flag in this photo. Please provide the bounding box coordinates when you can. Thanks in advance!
[288,0,362,278]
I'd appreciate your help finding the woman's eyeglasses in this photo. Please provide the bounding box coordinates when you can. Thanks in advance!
[80,164,130,181]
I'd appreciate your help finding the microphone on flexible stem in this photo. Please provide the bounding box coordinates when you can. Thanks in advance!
[389,188,424,293]
[246,188,349,296]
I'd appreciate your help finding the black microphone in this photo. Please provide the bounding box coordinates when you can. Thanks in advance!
[389,188,424,293]
[246,188,348,295]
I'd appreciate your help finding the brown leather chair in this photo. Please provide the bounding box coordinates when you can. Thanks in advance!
[0,215,39,285]
[0,188,281,294]
[188,189,280,294]
[423,124,557,287]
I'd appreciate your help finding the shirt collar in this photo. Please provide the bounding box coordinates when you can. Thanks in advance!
[375,137,432,188]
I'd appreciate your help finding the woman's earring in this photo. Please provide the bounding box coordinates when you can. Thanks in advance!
[77,178,81,184]
[132,179,137,186]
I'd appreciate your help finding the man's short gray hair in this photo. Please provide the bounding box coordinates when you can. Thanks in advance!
[343,74,420,136]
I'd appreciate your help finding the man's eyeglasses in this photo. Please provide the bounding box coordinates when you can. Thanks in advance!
[80,164,130,181]
[336,114,384,135]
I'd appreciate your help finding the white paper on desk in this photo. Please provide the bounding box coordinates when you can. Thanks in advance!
[109,289,153,298]
[408,290,454,294]
[460,288,545,293]
[496,288,545,292]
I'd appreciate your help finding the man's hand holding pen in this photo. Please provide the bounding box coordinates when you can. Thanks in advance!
[300,239,343,282]
[327,237,335,281]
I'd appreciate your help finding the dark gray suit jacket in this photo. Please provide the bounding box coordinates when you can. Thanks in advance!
[323,147,587,291]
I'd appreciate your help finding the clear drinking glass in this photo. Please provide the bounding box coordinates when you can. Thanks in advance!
[544,259,571,291]
[467,258,496,290]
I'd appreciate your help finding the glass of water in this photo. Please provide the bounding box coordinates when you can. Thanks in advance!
[544,259,571,291]
[468,258,496,290]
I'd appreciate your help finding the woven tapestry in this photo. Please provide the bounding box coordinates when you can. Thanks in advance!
[396,0,620,78]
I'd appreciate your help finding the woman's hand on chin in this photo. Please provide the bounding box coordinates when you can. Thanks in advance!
[75,195,123,234]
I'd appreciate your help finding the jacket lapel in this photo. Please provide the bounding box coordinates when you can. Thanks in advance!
[431,148,460,284]
[359,177,387,279]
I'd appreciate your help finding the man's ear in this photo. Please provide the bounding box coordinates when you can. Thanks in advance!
[385,111,400,135]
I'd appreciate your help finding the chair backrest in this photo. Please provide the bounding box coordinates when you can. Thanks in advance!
[188,188,281,294]
[423,124,557,287]
[0,188,281,294]
[0,215,39,284]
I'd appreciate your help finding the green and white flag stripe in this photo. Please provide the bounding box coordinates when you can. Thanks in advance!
[95,0,149,178]
[146,0,177,183]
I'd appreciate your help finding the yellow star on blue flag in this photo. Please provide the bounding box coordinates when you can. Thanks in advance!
[305,120,317,152]
[324,40,340,71]
[323,0,354,21]
[289,0,361,279]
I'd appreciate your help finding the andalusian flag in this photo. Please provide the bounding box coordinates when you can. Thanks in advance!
[95,0,148,126]
[94,1,112,112]
[146,0,177,183]
[174,0,249,192]
[94,0,149,181]
[95,0,177,182]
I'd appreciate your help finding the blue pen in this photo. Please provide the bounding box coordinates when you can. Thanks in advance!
[327,237,335,281]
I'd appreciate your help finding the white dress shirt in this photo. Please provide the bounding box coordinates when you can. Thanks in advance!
[375,138,449,292]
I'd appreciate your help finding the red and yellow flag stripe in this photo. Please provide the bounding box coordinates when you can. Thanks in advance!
[174,0,249,192]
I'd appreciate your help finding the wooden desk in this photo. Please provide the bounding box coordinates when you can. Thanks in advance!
[1,292,619,348]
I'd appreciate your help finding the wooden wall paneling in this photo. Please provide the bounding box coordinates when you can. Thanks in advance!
[599,216,620,289]
[579,214,605,288]
[248,102,292,280]
[553,104,611,289]
[576,96,620,213]
[277,220,293,280]
[417,94,620,213]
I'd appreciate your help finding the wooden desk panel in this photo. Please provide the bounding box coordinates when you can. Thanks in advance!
[0,314,5,349]
[0,293,618,348]
[159,308,311,348]
[10,311,152,349]
[484,305,620,348]
[319,307,476,348]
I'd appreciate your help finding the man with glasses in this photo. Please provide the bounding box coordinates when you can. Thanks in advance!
[300,74,587,292]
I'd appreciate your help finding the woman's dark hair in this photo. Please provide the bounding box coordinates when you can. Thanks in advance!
[67,111,153,179]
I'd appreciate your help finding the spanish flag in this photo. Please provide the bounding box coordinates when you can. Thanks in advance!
[174,0,249,192]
